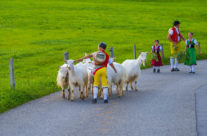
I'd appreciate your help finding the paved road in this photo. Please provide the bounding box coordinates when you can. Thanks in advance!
[0,60,207,136]
[196,84,207,136]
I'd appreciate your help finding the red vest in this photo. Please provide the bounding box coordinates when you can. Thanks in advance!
[170,27,180,42]
[94,50,109,67]
[152,46,160,53]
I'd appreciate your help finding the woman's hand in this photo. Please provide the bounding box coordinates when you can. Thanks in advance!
[173,42,177,45]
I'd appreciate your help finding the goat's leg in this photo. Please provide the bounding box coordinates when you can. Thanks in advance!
[98,86,101,97]
[135,81,138,91]
[82,86,85,100]
[80,86,85,100]
[119,83,123,97]
[130,82,134,90]
[83,84,87,98]
[71,89,74,101]
[86,84,89,98]
[91,84,94,97]
[118,82,123,97]
[126,82,129,91]
[67,88,71,100]
[116,84,121,97]
[109,83,112,97]
[100,88,103,99]
[88,81,91,97]
[79,85,81,92]
[62,88,65,98]
[98,81,102,97]
[84,85,88,98]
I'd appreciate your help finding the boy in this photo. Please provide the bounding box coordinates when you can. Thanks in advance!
[184,32,202,73]
[168,20,185,72]
[75,42,117,103]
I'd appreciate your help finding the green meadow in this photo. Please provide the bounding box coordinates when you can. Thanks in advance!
[0,0,207,113]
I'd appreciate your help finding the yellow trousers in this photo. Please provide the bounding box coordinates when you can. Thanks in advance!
[93,67,107,87]
[170,42,181,57]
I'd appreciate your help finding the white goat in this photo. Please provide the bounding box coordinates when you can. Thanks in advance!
[57,64,70,98]
[83,59,94,97]
[107,62,125,97]
[122,52,147,91]
[67,60,88,101]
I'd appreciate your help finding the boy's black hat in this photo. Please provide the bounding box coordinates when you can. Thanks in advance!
[99,42,107,49]
[173,20,180,26]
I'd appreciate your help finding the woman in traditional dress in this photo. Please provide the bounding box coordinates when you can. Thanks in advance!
[151,40,163,73]
[184,32,202,73]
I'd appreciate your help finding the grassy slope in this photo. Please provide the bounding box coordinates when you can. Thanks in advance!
[0,0,207,113]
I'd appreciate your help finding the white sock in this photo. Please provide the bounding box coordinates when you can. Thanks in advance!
[174,58,178,68]
[153,66,156,69]
[190,66,192,72]
[170,57,174,69]
[192,65,195,72]
[103,87,108,100]
[157,67,160,70]
[93,86,98,99]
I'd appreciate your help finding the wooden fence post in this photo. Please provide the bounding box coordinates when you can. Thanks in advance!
[110,47,115,62]
[9,58,15,90]
[160,43,164,58]
[64,52,69,63]
[134,44,136,59]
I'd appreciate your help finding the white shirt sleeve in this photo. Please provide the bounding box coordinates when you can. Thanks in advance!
[194,39,198,45]
[185,40,188,45]
[108,57,113,65]
[159,46,163,51]
[169,29,173,35]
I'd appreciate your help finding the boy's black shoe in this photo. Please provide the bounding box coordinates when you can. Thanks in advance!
[157,69,160,73]
[174,68,180,71]
[104,99,108,103]
[171,68,175,72]
[153,69,156,73]
[192,72,195,74]
[189,71,193,73]
[92,99,97,104]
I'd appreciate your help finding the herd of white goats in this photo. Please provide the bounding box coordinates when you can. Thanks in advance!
[57,52,148,101]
